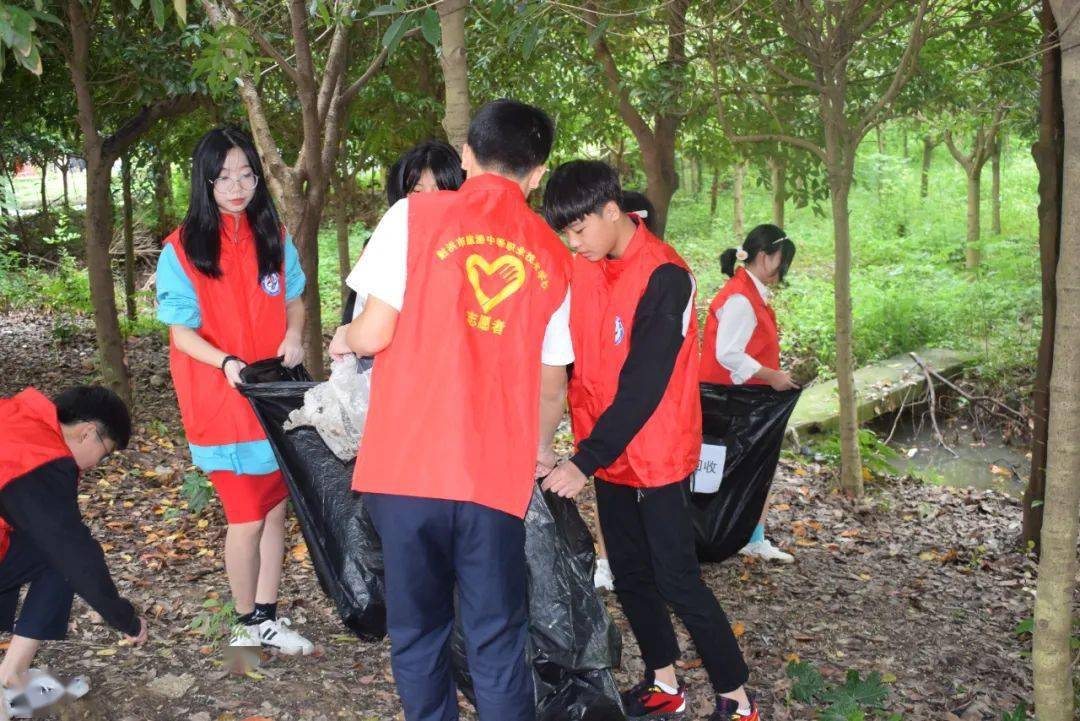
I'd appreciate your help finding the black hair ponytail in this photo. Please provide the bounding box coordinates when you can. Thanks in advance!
[720,223,796,280]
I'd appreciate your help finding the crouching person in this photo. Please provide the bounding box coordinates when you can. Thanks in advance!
[0,386,147,718]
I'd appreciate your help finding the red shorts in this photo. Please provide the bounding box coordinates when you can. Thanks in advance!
[209,470,289,524]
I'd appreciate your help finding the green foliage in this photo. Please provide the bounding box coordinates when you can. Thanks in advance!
[812,429,899,479]
[181,470,213,515]
[1000,702,1028,721]
[317,221,371,329]
[189,595,235,645]
[786,662,900,721]
[671,131,1040,384]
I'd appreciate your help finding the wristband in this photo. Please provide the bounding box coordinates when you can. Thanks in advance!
[221,355,241,373]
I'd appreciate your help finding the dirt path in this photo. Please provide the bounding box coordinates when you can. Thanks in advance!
[0,310,1045,721]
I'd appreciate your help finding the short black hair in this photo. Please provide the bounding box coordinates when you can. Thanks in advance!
[541,159,622,232]
[619,190,658,235]
[466,99,554,178]
[54,385,132,450]
[385,141,465,207]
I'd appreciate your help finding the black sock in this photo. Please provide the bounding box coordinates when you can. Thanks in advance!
[252,602,278,624]
[237,610,257,626]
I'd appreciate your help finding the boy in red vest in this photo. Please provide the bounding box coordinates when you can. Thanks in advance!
[0,386,147,717]
[341,99,574,721]
[541,161,759,721]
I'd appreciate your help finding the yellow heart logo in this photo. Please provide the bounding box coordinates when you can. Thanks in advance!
[465,254,526,313]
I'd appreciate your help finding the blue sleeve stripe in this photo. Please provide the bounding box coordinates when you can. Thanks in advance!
[156,244,202,328]
[284,235,306,301]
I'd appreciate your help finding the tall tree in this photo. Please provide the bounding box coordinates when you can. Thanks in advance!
[1024,0,1064,549]
[943,107,1007,269]
[43,0,203,400]
[197,0,431,377]
[709,0,948,496]
[1032,6,1079,718]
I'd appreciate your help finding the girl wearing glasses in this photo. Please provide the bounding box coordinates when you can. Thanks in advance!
[700,223,798,564]
[155,127,314,654]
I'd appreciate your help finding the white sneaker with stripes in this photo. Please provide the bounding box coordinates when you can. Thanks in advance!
[257,617,314,656]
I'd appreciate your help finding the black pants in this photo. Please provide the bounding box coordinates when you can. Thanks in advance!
[596,477,749,694]
[0,532,74,641]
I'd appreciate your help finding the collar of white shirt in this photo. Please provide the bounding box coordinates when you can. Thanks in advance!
[745,268,771,302]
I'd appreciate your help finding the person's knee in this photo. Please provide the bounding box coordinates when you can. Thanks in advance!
[227,518,266,538]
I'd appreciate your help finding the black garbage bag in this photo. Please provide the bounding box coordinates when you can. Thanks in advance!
[450,484,625,721]
[689,383,802,563]
[238,364,387,641]
[239,366,625,719]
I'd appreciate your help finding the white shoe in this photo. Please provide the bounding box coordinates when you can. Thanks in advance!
[3,668,68,718]
[229,622,262,648]
[257,617,314,656]
[739,539,795,563]
[594,558,615,591]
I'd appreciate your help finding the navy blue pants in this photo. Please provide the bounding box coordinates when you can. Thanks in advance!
[365,493,534,721]
[0,532,74,641]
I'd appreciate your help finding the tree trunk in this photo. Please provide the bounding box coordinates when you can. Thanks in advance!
[965,169,982,269]
[154,154,172,239]
[1032,8,1079,717]
[709,164,719,217]
[334,173,351,308]
[876,124,885,153]
[67,0,130,402]
[121,153,137,322]
[39,165,48,214]
[438,0,470,150]
[639,129,678,238]
[693,156,702,197]
[1024,0,1064,551]
[61,160,69,209]
[732,160,746,241]
[991,139,1002,234]
[920,134,935,199]
[903,127,908,157]
[770,156,785,227]
[823,101,864,498]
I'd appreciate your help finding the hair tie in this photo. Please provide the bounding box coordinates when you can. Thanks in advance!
[735,248,749,261]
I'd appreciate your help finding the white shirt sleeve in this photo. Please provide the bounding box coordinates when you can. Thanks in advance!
[346,198,409,313]
[541,289,574,366]
[714,293,761,385]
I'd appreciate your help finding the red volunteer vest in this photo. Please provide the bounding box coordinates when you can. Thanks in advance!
[700,267,780,385]
[568,222,702,488]
[0,388,75,560]
[164,214,288,447]
[352,174,572,518]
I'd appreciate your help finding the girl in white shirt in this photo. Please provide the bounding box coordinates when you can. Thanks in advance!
[701,224,797,563]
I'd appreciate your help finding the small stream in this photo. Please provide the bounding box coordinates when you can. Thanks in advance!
[872,414,1029,497]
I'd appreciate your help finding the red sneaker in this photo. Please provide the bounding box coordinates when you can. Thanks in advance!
[621,676,686,718]
[709,695,760,720]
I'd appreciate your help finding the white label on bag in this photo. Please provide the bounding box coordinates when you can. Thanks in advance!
[691,443,727,494]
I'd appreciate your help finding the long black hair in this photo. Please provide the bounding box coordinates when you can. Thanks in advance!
[385,141,464,206]
[180,127,283,280]
[720,223,796,280]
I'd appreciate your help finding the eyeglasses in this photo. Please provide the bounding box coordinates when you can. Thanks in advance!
[92,426,115,460]
[210,173,259,191]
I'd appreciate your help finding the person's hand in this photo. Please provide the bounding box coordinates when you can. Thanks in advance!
[223,357,247,388]
[277,331,305,368]
[125,616,148,646]
[536,446,558,478]
[328,325,353,362]
[541,460,588,499]
[764,368,800,391]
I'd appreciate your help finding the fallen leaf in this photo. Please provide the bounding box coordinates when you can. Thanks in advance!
[732,622,745,637]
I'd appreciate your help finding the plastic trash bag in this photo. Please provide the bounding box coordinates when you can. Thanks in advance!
[238,362,625,719]
[451,484,625,721]
[283,355,371,462]
[239,361,387,640]
[688,383,802,563]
